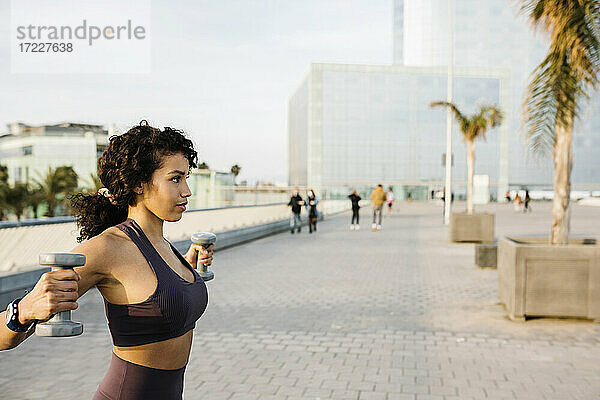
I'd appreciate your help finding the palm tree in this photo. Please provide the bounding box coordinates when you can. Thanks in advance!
[430,102,503,214]
[520,0,600,244]
[80,173,103,193]
[36,166,79,217]
[0,164,8,220]
[26,183,45,219]
[230,164,241,184]
[5,182,28,220]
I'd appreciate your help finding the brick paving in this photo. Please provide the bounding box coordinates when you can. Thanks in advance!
[1,202,599,399]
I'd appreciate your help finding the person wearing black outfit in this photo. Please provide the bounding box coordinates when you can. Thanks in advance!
[523,189,532,213]
[305,189,319,233]
[288,188,304,234]
[348,189,361,230]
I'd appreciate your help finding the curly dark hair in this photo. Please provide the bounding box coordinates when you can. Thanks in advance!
[70,121,198,242]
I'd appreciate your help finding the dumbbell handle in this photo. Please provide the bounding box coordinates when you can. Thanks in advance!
[46,266,75,322]
[191,232,216,281]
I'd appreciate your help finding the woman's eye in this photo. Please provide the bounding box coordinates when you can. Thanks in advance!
[172,176,181,183]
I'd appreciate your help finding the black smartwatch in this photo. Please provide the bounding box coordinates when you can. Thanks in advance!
[5,297,34,333]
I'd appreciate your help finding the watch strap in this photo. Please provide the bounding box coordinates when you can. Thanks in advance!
[5,298,33,333]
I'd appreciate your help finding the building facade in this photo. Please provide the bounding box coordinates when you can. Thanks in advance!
[289,63,508,199]
[187,169,235,209]
[288,0,600,200]
[395,0,600,187]
[0,122,110,187]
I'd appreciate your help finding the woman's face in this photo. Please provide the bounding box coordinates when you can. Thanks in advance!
[137,152,192,222]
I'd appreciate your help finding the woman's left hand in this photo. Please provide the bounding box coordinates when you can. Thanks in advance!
[184,243,214,269]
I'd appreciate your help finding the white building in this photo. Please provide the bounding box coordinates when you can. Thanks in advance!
[0,122,110,187]
[0,122,239,210]
[187,169,235,209]
[288,0,600,200]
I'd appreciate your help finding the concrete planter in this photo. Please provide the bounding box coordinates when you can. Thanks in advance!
[475,242,497,268]
[449,212,494,243]
[498,237,600,322]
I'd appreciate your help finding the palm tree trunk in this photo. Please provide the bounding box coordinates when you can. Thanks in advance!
[551,122,573,245]
[467,139,475,214]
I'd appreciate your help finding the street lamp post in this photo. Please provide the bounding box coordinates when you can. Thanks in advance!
[444,0,454,225]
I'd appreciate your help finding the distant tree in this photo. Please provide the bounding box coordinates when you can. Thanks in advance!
[0,165,9,220]
[81,173,103,193]
[36,166,79,217]
[430,102,503,214]
[230,164,241,184]
[26,184,45,219]
[198,162,210,170]
[0,165,8,184]
[5,182,28,220]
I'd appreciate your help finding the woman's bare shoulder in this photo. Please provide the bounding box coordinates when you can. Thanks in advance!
[71,226,132,271]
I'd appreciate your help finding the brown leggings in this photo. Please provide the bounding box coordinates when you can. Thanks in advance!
[93,353,185,400]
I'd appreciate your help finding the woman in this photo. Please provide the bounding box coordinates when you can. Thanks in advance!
[386,187,395,214]
[305,189,319,233]
[513,192,522,212]
[0,122,214,400]
[523,190,531,213]
[348,189,361,230]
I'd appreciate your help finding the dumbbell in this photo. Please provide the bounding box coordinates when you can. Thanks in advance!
[191,232,217,281]
[35,253,86,337]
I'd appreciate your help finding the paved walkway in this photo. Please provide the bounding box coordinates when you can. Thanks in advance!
[1,202,599,399]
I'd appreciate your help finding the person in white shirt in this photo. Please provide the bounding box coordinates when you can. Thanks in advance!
[386,188,395,215]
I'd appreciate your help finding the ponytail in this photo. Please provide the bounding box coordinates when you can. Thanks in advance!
[70,192,128,242]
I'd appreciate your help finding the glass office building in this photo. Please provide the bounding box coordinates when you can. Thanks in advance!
[288,0,600,199]
[396,0,600,187]
[289,64,507,199]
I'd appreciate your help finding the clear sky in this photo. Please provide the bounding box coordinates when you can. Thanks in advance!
[0,0,392,184]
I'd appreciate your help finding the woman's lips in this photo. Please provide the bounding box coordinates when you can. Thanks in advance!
[177,204,187,211]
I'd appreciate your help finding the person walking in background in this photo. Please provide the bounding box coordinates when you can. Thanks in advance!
[288,188,304,234]
[441,188,447,222]
[505,191,511,203]
[305,189,319,233]
[386,187,395,215]
[348,189,361,230]
[370,184,386,231]
[523,190,532,213]
[513,192,522,212]
[440,188,455,222]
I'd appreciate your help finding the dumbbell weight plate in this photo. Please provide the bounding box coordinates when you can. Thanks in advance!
[191,232,217,245]
[39,253,86,267]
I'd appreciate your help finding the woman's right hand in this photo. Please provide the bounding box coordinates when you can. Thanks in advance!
[17,269,81,325]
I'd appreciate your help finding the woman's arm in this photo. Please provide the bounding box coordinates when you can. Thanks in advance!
[0,268,80,350]
[0,235,111,351]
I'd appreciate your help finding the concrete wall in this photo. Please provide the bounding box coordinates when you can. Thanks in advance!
[0,201,349,309]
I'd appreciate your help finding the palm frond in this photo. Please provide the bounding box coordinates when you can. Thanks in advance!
[521,0,600,155]
[429,101,471,135]
[430,101,503,142]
